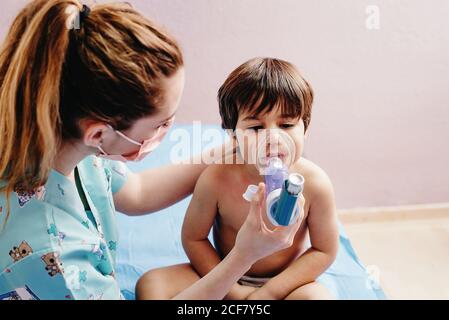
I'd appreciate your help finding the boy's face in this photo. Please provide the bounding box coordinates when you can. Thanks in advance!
[233,106,306,170]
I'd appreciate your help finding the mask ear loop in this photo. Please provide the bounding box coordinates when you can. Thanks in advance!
[104,124,164,154]
[96,138,107,156]
[106,124,142,146]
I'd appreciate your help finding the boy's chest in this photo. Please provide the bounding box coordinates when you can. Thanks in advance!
[217,184,254,228]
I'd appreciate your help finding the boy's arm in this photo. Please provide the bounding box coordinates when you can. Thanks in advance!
[182,166,257,300]
[182,166,223,276]
[248,171,339,300]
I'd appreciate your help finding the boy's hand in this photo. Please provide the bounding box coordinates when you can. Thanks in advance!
[225,283,257,300]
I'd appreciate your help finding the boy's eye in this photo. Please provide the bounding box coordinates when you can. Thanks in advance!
[247,126,264,131]
[280,123,295,128]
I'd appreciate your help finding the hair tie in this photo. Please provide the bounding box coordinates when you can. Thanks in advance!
[79,4,91,24]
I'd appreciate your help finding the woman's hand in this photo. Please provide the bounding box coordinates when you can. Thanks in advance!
[173,183,305,300]
[234,182,305,264]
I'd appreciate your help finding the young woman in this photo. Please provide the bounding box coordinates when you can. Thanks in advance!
[0,0,302,300]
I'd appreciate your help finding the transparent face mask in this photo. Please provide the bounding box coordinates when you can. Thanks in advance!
[239,129,303,227]
[235,128,296,174]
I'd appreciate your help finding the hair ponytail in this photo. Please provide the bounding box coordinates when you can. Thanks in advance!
[0,0,183,224]
[0,0,80,222]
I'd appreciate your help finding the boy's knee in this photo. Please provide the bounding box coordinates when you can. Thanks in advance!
[135,268,171,300]
[308,283,335,300]
[286,282,335,300]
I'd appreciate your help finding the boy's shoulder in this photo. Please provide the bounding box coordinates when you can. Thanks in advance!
[200,164,227,180]
[196,164,234,193]
[291,157,335,203]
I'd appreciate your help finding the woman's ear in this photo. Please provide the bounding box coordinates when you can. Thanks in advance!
[79,119,110,148]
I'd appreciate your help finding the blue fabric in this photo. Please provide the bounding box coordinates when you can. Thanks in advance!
[0,156,130,300]
[116,124,386,300]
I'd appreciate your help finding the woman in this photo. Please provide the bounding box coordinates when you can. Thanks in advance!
[0,0,302,300]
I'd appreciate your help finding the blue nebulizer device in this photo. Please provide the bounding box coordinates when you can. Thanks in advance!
[241,129,303,226]
[243,157,305,226]
[264,157,304,226]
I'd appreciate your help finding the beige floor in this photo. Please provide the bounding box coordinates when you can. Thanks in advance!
[339,203,449,300]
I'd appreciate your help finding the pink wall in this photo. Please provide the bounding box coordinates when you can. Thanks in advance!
[1,0,448,209]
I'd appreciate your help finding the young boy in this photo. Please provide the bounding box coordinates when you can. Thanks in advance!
[137,57,339,300]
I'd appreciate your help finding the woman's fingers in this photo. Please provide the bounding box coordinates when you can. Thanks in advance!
[265,193,306,248]
[256,182,266,227]
[247,183,265,227]
[239,182,306,258]
[260,219,274,234]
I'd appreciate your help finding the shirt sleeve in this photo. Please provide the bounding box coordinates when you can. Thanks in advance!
[0,244,122,300]
[103,160,131,194]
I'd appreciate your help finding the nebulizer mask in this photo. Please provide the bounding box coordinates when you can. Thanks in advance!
[241,129,304,226]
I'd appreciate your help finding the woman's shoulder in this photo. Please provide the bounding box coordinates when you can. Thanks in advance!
[82,155,126,172]
[0,186,53,225]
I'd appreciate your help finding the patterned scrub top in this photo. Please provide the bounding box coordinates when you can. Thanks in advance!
[0,156,130,300]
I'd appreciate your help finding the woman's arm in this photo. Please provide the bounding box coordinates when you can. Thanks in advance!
[114,163,206,214]
[114,141,236,215]
[173,246,253,300]
[174,183,304,300]
[181,166,255,300]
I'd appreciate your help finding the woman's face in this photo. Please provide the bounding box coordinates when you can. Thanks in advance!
[86,67,185,159]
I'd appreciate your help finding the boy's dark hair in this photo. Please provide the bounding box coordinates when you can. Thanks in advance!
[218,57,313,131]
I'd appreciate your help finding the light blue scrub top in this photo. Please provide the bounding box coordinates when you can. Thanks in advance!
[0,156,130,300]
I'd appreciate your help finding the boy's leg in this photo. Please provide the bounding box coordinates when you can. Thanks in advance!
[284,281,335,300]
[135,263,200,300]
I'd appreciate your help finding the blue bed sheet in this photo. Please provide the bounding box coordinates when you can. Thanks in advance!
[115,124,386,300]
